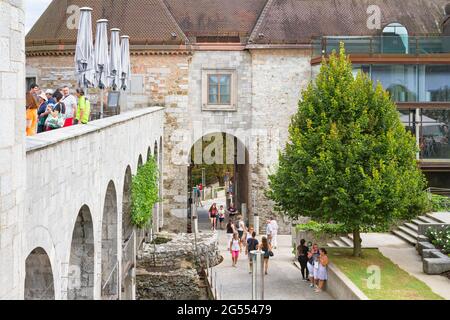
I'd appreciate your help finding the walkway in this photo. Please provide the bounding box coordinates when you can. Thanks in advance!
[212,231,333,300]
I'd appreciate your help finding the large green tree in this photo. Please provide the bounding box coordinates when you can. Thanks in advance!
[268,45,429,256]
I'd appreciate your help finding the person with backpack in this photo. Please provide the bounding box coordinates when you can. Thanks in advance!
[246,231,259,274]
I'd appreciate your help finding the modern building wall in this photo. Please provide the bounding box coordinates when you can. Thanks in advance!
[0,0,26,300]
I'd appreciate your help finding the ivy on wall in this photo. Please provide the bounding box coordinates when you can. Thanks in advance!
[131,156,159,229]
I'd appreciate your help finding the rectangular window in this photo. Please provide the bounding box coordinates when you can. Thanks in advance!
[208,74,231,105]
[424,65,450,102]
[202,69,237,111]
[371,65,418,102]
[419,109,450,160]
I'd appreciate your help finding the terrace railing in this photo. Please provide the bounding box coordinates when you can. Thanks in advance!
[312,36,450,58]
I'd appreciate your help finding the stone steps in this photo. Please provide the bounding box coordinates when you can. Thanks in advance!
[392,229,417,246]
[398,225,419,239]
[327,236,353,248]
[404,222,419,232]
[426,213,446,223]
[417,215,438,224]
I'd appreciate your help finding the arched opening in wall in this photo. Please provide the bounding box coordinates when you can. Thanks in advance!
[121,166,135,300]
[382,23,409,54]
[188,133,249,232]
[101,181,118,300]
[138,155,143,168]
[24,248,55,300]
[68,205,94,300]
[147,147,152,162]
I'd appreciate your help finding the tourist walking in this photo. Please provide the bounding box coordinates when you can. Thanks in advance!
[209,203,218,231]
[246,231,259,274]
[237,216,247,243]
[226,219,236,250]
[228,203,237,219]
[270,217,279,249]
[218,205,226,230]
[297,239,310,281]
[259,237,273,275]
[315,249,329,293]
[75,88,91,125]
[230,233,242,268]
[61,86,77,127]
[307,244,320,288]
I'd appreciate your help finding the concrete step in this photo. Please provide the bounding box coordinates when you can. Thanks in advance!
[426,213,446,223]
[411,219,423,226]
[327,243,338,248]
[404,222,419,232]
[333,239,351,248]
[340,237,354,247]
[417,216,438,224]
[398,226,418,239]
[392,230,416,246]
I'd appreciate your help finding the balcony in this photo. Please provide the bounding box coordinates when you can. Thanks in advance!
[312,36,450,63]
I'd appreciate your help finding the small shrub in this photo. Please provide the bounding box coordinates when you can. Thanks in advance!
[131,156,159,229]
[426,226,450,254]
[150,237,171,245]
[296,221,348,237]
[430,195,450,212]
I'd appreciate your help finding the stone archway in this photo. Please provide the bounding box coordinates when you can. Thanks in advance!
[101,181,118,299]
[121,166,135,300]
[24,248,55,300]
[188,133,250,231]
[68,205,95,300]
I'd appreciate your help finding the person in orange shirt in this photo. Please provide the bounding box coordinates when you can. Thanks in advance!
[26,92,46,136]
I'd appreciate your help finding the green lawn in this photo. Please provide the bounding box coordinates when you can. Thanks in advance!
[328,248,444,300]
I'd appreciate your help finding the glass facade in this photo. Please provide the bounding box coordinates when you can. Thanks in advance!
[353,65,450,103]
[419,110,450,160]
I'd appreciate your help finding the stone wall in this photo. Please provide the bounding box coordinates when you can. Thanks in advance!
[23,108,164,300]
[138,233,221,270]
[136,268,202,300]
[0,0,26,300]
[250,49,312,234]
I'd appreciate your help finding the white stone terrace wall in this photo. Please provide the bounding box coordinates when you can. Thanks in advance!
[25,107,164,300]
[0,0,26,300]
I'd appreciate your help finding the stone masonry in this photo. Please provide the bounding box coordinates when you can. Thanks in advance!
[0,0,26,300]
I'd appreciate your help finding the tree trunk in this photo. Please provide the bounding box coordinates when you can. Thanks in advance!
[353,229,362,257]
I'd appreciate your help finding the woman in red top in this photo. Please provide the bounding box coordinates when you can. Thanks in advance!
[209,203,218,231]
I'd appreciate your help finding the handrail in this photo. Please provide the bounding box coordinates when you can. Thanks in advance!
[102,261,119,292]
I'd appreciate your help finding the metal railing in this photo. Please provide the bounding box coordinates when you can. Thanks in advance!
[122,230,136,279]
[312,36,450,57]
[101,261,119,300]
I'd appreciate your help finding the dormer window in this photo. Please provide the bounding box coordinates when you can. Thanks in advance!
[382,23,409,54]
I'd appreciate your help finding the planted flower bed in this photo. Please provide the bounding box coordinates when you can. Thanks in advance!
[427,226,450,255]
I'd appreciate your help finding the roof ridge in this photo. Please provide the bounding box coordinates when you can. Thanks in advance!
[160,0,190,44]
[248,0,274,44]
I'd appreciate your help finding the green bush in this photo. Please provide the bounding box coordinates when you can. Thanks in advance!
[296,221,348,237]
[427,226,450,254]
[431,195,450,212]
[131,156,159,229]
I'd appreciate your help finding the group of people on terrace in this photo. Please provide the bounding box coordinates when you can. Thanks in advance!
[25,84,91,136]
[297,241,329,293]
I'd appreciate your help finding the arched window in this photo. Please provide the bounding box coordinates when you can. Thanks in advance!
[382,23,409,54]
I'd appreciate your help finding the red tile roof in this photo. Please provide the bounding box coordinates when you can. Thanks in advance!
[250,0,449,44]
